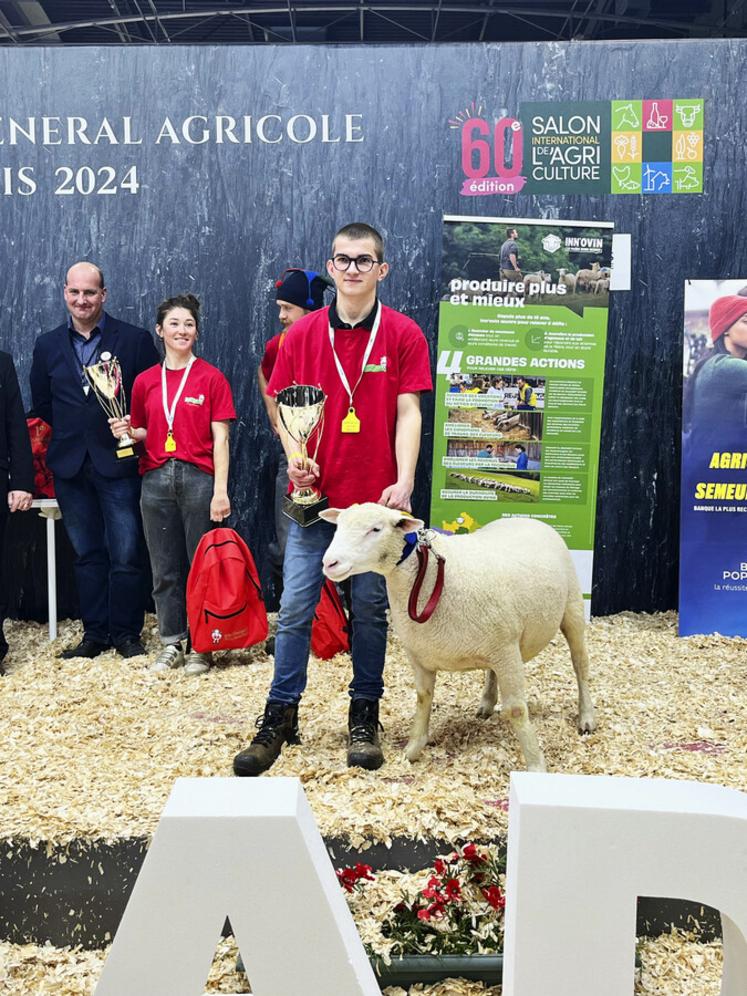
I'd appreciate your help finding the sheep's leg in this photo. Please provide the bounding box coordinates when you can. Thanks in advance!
[405,660,436,763]
[494,654,546,772]
[560,599,596,733]
[477,669,498,719]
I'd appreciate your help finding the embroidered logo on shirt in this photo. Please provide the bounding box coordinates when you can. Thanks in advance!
[185,394,205,406]
[364,355,387,373]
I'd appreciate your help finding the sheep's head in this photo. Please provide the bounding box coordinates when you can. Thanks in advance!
[320,503,424,582]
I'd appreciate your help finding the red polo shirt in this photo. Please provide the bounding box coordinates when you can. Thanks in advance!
[260,331,285,381]
[267,304,432,509]
[130,358,236,476]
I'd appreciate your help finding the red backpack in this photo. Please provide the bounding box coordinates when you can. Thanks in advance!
[27,416,55,498]
[187,528,268,653]
[310,579,350,660]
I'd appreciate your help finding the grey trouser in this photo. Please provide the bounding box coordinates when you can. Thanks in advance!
[141,459,214,644]
[269,455,290,572]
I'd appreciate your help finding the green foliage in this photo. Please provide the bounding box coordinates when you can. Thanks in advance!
[443,221,610,285]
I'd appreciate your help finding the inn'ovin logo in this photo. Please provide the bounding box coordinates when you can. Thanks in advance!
[453,98,704,197]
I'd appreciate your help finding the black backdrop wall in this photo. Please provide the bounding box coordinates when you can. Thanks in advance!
[1,39,744,619]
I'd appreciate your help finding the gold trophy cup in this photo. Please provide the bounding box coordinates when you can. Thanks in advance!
[277,384,328,527]
[84,353,137,460]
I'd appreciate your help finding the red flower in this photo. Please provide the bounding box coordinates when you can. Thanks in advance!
[422,879,443,901]
[417,907,432,922]
[462,843,487,864]
[444,878,462,902]
[336,868,358,892]
[433,858,447,876]
[482,885,506,910]
[354,863,375,882]
[336,863,375,893]
[428,901,446,919]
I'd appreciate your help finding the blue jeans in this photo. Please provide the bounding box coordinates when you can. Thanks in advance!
[270,519,389,704]
[54,459,146,645]
[140,460,214,644]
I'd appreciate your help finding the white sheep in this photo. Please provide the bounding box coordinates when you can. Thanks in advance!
[557,267,577,293]
[575,261,601,292]
[320,504,596,772]
[594,277,610,295]
[522,270,551,294]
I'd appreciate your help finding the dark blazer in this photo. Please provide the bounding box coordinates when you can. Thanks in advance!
[0,351,34,500]
[30,312,160,480]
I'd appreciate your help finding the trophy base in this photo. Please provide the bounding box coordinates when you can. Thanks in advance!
[115,446,137,460]
[282,494,329,528]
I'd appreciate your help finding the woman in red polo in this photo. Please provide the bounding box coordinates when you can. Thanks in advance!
[110,293,235,674]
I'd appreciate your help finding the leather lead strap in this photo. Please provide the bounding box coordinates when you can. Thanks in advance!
[407,546,446,623]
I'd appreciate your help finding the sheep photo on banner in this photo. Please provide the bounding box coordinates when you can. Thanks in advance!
[679,278,747,637]
[432,215,614,616]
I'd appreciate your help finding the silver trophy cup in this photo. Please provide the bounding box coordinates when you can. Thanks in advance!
[84,354,137,460]
[276,384,328,527]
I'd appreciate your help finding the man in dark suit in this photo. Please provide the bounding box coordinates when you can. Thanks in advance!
[0,351,34,672]
[30,262,159,659]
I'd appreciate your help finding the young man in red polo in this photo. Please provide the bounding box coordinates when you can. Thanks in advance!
[234,222,432,775]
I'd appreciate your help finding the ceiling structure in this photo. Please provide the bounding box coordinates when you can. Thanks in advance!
[0,0,745,46]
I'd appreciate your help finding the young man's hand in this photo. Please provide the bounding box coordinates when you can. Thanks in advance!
[288,455,319,490]
[378,479,413,511]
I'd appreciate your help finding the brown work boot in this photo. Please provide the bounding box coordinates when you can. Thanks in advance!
[233,700,300,777]
[347,698,384,771]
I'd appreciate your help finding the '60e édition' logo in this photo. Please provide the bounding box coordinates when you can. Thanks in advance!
[451,102,526,196]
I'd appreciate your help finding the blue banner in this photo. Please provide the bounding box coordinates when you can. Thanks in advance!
[679,279,747,636]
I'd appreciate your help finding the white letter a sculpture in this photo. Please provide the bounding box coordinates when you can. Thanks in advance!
[502,773,747,996]
[95,778,380,996]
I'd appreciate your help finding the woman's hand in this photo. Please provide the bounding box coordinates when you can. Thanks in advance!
[109,415,131,439]
[210,491,231,522]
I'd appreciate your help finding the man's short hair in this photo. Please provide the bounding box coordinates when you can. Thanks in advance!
[506,228,517,239]
[333,222,384,261]
[65,262,105,289]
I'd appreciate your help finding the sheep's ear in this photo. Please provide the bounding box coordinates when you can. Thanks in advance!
[395,515,425,533]
[318,508,342,524]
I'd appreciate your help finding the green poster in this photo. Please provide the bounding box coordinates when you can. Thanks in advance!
[432,215,614,611]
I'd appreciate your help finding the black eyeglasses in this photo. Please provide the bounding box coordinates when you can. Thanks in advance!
[331,254,383,273]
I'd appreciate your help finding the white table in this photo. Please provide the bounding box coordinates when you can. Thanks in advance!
[31,498,61,641]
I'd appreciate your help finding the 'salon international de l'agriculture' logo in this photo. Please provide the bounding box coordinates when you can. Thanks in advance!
[451,98,704,197]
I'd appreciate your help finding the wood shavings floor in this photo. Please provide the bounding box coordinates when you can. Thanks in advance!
[0,930,724,994]
[0,611,744,845]
[0,611,739,991]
